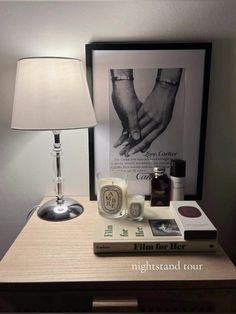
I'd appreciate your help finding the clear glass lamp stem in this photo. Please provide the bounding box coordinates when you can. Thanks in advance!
[37,130,83,221]
[53,130,64,204]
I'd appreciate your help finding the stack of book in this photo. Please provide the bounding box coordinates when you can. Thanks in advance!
[93,201,217,254]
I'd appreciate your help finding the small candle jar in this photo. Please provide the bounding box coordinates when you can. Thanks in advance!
[96,173,127,218]
[127,194,145,221]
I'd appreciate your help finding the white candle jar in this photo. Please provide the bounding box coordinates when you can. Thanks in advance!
[96,173,127,218]
[127,194,145,221]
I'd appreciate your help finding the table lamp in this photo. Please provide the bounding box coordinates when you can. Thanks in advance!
[11,57,97,222]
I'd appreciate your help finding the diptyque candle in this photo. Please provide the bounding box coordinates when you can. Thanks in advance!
[97,175,127,218]
[127,194,145,221]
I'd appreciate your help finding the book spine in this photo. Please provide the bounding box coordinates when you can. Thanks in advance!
[94,241,217,254]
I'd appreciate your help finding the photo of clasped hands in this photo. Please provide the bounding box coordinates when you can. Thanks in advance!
[110,68,182,157]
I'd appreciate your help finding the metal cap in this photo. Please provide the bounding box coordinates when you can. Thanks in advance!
[154,167,165,175]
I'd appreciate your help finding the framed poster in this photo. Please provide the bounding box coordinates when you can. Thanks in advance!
[86,42,211,200]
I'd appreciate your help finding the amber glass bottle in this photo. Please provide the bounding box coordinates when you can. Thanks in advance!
[151,167,170,206]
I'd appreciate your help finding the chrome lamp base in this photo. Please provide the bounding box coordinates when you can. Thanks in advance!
[37,197,84,222]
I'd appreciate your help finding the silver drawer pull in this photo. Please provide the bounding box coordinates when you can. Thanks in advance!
[92,297,138,312]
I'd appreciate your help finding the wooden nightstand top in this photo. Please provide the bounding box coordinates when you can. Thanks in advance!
[0,197,235,289]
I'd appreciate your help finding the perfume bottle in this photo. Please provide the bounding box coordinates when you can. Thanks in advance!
[170,159,186,201]
[151,167,170,206]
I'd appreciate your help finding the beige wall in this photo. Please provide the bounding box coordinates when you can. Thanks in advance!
[0,0,236,262]
[201,39,236,262]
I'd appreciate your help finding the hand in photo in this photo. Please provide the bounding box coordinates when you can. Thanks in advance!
[110,69,142,147]
[118,69,182,157]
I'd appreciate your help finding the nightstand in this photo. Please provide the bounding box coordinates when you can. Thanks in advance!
[0,197,235,312]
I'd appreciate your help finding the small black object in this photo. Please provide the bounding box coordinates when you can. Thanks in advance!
[170,159,186,178]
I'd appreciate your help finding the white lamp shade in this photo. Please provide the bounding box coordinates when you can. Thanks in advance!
[11,57,97,130]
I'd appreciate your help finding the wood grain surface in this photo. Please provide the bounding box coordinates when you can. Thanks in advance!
[0,197,235,286]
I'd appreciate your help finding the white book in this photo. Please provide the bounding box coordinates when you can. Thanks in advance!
[93,206,218,254]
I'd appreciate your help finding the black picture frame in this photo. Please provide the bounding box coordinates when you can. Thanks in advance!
[86,42,211,201]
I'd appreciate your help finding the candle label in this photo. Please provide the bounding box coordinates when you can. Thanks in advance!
[129,203,142,218]
[101,185,122,214]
